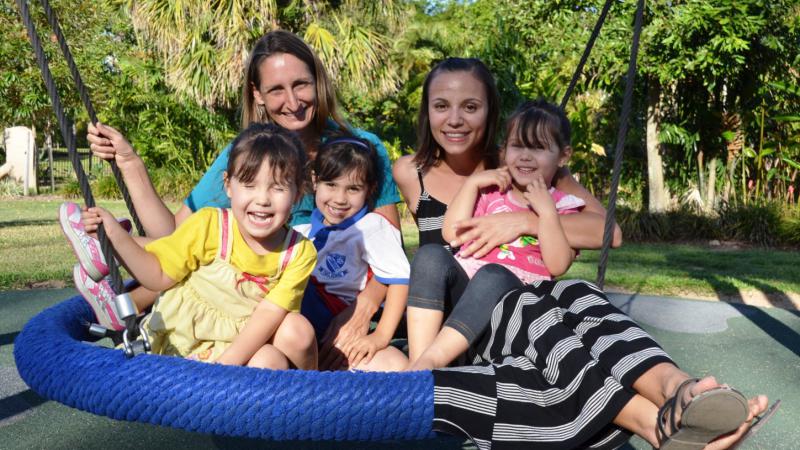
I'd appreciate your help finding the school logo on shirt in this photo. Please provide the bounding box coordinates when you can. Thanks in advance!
[319,253,348,279]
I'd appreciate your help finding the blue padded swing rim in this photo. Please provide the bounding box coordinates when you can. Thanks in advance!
[13,295,435,440]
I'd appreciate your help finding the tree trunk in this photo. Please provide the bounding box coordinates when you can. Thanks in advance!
[646,79,669,212]
[706,158,717,210]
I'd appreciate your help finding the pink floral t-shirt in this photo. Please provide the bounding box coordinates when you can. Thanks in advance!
[455,187,585,283]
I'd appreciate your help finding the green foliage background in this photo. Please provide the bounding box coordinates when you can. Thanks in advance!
[2,0,799,238]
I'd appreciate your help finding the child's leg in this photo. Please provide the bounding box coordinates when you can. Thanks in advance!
[409,327,468,371]
[406,244,470,362]
[353,346,408,372]
[271,312,317,370]
[247,344,289,369]
[74,268,160,329]
[410,264,523,370]
[128,284,159,311]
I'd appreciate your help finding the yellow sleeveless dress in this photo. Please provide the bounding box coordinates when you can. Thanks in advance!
[141,208,299,362]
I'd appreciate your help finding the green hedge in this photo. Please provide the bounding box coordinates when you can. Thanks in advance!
[617,203,800,247]
[57,167,200,202]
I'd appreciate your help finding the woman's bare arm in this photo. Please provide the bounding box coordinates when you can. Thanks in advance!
[88,122,180,237]
[452,169,622,258]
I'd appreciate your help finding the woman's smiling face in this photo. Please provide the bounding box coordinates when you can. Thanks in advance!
[427,71,488,160]
[252,53,317,133]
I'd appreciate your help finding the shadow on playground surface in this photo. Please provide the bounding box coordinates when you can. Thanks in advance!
[1,288,798,449]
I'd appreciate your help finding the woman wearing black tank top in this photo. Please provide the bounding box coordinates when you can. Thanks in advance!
[392,58,769,449]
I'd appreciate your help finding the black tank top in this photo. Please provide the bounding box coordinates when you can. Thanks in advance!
[414,169,450,249]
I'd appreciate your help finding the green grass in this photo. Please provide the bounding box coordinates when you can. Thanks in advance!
[3,197,799,304]
[0,198,178,289]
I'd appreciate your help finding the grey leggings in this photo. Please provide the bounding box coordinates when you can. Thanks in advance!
[407,244,523,343]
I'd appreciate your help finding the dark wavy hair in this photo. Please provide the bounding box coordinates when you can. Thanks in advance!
[226,123,307,194]
[413,57,501,172]
[505,99,571,155]
[313,136,382,208]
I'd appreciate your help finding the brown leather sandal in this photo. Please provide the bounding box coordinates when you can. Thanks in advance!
[655,378,749,450]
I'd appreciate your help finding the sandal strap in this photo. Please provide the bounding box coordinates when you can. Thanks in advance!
[657,377,701,445]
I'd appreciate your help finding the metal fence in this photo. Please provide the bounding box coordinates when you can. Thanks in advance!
[37,146,111,192]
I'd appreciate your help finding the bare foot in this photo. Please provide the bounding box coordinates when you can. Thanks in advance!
[703,395,769,450]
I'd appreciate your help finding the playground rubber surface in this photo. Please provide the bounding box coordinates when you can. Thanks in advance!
[1,288,798,449]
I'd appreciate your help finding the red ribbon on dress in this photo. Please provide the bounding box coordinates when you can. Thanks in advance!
[236,272,270,294]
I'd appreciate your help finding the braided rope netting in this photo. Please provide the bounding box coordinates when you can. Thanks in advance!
[13,296,435,440]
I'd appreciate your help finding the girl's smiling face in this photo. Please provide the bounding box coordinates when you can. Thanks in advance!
[503,123,570,194]
[225,158,297,253]
[314,169,369,226]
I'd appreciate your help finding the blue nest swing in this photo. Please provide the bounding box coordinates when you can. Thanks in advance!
[14,294,435,440]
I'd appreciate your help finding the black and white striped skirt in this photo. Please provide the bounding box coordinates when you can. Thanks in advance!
[432,280,674,449]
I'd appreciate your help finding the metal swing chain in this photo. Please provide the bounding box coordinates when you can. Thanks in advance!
[17,0,146,353]
[596,0,646,289]
[38,0,145,239]
[15,0,125,295]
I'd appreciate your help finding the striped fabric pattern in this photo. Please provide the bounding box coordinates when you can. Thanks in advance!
[414,171,450,250]
[432,280,674,450]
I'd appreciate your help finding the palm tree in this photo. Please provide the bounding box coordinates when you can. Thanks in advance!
[121,0,410,108]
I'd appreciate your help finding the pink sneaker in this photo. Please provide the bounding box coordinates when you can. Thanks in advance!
[73,264,125,331]
[59,202,109,282]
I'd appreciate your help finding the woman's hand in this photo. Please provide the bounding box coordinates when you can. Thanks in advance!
[87,122,139,167]
[345,332,389,369]
[450,211,534,258]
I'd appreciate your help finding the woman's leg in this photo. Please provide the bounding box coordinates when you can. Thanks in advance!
[530,280,675,395]
[406,244,470,362]
[432,286,634,450]
[535,280,773,448]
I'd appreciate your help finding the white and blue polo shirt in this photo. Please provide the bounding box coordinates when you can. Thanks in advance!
[294,207,409,305]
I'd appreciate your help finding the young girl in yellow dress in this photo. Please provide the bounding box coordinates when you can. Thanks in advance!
[75,123,318,369]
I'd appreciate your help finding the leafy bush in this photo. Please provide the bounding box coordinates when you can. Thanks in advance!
[716,202,782,247]
[149,167,201,201]
[778,208,800,246]
[57,179,81,198]
[0,179,23,196]
[616,202,798,247]
[57,166,198,202]
[616,206,718,242]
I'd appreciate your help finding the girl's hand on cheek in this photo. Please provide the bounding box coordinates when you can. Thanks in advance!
[470,167,512,191]
[523,175,557,218]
